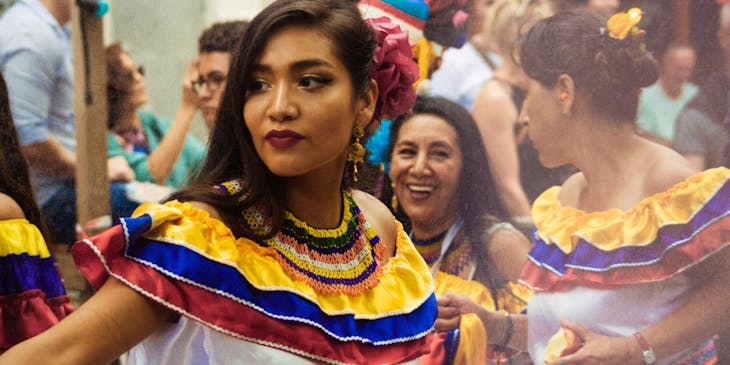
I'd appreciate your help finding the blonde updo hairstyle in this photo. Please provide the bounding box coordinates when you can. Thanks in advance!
[482,0,553,59]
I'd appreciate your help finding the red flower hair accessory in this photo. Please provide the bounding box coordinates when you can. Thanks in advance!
[366,16,419,122]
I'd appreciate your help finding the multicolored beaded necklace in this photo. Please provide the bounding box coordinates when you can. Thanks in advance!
[411,231,447,266]
[215,179,386,296]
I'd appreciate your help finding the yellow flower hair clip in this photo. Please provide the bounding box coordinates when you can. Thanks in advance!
[606,7,643,40]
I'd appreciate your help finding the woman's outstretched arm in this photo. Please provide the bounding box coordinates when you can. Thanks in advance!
[0,277,172,365]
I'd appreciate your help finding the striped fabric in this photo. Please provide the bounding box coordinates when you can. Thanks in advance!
[357,0,429,43]
[0,219,73,350]
[521,167,730,292]
[73,200,437,365]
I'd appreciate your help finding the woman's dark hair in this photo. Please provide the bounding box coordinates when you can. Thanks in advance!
[387,96,508,239]
[167,0,376,239]
[519,10,658,123]
[106,42,133,129]
[0,73,49,239]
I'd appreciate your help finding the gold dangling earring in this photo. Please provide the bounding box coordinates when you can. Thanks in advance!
[346,124,365,182]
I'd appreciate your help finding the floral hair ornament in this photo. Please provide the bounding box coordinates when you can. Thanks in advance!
[606,7,643,40]
[365,16,420,122]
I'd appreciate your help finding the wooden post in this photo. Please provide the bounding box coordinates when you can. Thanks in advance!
[71,3,110,227]
[672,0,691,44]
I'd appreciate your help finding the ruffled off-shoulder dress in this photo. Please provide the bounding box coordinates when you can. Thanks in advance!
[72,189,437,365]
[1,219,73,350]
[521,167,730,365]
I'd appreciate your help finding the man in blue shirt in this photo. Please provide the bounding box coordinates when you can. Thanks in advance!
[0,0,137,244]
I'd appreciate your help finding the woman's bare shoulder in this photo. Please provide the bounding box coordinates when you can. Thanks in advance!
[351,190,397,259]
[188,201,224,221]
[645,147,695,196]
[0,193,25,220]
[556,171,586,207]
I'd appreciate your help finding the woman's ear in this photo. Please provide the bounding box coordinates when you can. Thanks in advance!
[556,74,575,117]
[357,79,379,129]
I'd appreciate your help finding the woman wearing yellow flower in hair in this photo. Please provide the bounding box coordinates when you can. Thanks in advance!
[514,9,728,365]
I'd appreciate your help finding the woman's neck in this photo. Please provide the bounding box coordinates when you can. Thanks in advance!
[113,110,142,132]
[659,78,683,100]
[568,118,653,208]
[283,169,345,229]
[410,214,458,241]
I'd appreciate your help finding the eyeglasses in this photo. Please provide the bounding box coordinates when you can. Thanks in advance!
[192,73,227,94]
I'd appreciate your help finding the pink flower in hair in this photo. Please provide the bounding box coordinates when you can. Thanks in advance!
[365,16,419,122]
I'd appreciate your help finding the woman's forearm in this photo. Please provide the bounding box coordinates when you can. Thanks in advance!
[477,309,529,352]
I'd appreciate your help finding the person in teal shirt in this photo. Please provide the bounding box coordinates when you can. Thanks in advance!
[106,43,205,188]
[636,43,698,146]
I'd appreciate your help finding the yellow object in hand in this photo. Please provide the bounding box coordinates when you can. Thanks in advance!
[543,326,581,363]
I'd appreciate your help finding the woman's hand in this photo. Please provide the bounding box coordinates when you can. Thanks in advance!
[181,60,200,108]
[547,321,641,365]
[107,155,135,182]
[434,293,485,332]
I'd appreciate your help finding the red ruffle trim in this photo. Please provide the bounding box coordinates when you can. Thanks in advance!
[73,224,433,365]
[0,289,73,350]
[520,215,730,292]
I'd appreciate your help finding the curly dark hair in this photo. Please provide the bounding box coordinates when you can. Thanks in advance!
[198,20,250,54]
[0,72,49,238]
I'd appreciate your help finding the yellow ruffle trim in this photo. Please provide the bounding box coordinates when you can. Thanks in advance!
[455,313,488,365]
[433,272,531,364]
[131,201,435,318]
[0,219,50,257]
[532,167,730,253]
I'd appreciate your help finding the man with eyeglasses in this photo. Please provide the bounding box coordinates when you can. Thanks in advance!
[193,20,249,130]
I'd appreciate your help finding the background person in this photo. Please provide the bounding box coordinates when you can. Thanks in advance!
[106,42,205,188]
[388,96,533,364]
[0,0,138,245]
[428,0,502,111]
[194,20,249,130]
[636,43,698,147]
[674,4,730,171]
[470,0,566,232]
[0,1,436,364]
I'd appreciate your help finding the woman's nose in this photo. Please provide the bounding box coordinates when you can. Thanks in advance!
[266,84,298,122]
[409,152,431,176]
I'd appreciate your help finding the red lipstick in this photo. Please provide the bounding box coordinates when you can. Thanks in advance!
[265,129,303,148]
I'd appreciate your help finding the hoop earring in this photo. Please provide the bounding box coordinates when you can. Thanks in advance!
[346,124,365,182]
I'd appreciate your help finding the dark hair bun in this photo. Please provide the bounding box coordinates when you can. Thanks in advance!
[519,10,658,123]
[594,43,658,94]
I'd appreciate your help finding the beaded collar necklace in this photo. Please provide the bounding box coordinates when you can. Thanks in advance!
[215,180,386,296]
[411,231,447,265]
